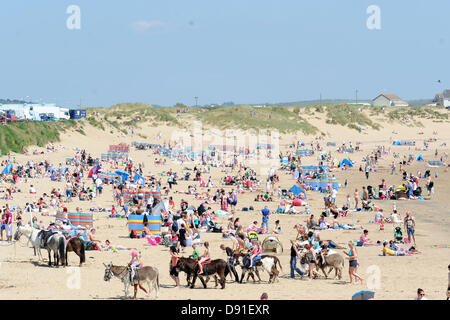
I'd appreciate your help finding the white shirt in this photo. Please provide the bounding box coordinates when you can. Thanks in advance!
[331,189,337,199]
[176,219,186,231]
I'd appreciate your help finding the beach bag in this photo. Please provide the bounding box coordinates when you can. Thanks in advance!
[248,231,258,242]
[130,230,138,239]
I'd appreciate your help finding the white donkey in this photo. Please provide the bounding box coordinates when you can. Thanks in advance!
[14,224,46,262]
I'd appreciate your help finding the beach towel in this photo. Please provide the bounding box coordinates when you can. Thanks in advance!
[214,210,229,217]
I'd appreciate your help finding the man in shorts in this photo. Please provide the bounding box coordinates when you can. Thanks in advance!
[261,206,270,234]
[404,211,416,246]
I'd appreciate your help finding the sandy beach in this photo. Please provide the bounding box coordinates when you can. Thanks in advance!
[0,111,449,300]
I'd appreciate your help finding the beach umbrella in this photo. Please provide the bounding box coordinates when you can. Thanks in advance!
[133,173,145,185]
[352,291,375,300]
[115,170,129,183]
[1,163,12,175]
[88,165,101,178]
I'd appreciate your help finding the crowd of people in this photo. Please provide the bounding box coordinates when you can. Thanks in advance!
[0,135,448,300]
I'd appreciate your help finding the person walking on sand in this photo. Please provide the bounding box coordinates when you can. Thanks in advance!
[169,246,180,288]
[289,240,304,279]
[404,211,416,246]
[304,244,320,280]
[364,164,370,180]
[343,241,363,284]
[354,189,359,209]
[261,206,270,234]
[4,208,13,242]
[220,243,240,282]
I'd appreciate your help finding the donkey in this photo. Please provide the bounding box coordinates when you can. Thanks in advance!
[234,253,283,284]
[316,252,344,280]
[103,263,160,299]
[65,237,86,266]
[14,225,65,266]
[45,232,67,267]
[175,257,228,289]
[232,252,263,283]
[14,225,44,261]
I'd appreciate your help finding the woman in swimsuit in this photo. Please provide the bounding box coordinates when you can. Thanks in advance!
[101,239,136,251]
[343,241,364,284]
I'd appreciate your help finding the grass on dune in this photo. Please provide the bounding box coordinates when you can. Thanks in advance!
[323,104,381,132]
[0,120,77,155]
[195,105,319,134]
[386,106,449,122]
[90,103,181,127]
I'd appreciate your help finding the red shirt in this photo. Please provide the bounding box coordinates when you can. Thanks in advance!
[5,212,12,225]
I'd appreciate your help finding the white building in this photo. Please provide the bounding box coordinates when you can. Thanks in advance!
[0,103,70,120]
[441,89,450,108]
[372,94,409,107]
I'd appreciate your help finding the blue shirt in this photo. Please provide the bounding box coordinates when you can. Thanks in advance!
[261,208,270,221]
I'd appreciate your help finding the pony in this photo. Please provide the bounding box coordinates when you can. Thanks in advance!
[65,237,86,266]
[103,263,160,299]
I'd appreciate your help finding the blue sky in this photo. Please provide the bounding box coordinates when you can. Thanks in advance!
[0,0,449,107]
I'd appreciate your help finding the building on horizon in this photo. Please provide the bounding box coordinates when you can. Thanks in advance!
[372,94,409,107]
[441,89,450,108]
